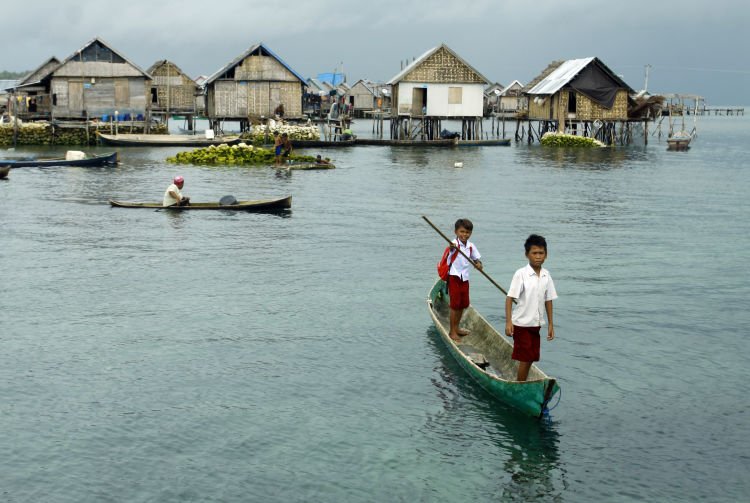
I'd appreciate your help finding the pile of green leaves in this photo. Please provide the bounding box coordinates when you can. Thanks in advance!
[166,143,316,166]
[540,132,606,148]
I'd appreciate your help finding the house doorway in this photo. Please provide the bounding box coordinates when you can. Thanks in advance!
[411,87,426,116]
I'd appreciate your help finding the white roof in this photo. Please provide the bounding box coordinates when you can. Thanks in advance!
[527,57,595,95]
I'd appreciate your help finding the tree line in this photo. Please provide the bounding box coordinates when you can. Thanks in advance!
[0,70,28,79]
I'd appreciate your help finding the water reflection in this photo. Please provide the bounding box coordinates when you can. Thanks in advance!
[425,327,565,500]
[517,145,649,170]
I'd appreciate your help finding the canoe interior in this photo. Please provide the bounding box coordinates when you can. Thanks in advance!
[109,196,291,210]
[428,279,559,417]
[284,162,335,170]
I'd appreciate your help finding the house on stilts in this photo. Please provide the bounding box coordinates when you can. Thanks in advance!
[146,60,202,127]
[26,38,152,122]
[386,44,490,140]
[521,57,645,145]
[204,42,306,132]
[3,57,61,120]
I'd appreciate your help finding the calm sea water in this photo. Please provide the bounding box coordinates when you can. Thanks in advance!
[2,115,749,502]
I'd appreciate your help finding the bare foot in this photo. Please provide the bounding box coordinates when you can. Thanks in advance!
[449,333,461,342]
[457,328,471,336]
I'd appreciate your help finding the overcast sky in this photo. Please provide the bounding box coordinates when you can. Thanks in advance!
[3,0,749,104]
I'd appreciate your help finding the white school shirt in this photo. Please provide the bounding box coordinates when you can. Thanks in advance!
[507,263,558,327]
[448,239,481,281]
[163,183,182,207]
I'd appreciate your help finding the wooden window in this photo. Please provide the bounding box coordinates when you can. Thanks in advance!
[448,87,462,104]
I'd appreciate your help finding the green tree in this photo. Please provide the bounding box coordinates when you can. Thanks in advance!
[0,70,28,79]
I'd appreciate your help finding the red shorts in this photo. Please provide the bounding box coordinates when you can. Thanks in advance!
[511,325,541,362]
[448,275,470,310]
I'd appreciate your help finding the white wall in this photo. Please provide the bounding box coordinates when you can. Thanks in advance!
[396,82,484,117]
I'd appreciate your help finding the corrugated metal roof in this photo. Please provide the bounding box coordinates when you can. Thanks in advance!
[526,57,595,95]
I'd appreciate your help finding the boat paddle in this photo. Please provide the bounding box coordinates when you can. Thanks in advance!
[422,215,511,298]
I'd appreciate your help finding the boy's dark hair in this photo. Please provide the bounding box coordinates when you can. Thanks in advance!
[454,218,473,231]
[524,234,547,253]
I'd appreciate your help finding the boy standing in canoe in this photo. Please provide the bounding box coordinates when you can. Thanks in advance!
[446,219,483,341]
[505,234,558,381]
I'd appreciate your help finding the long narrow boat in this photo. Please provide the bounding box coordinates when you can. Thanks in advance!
[109,195,292,211]
[427,279,559,418]
[282,162,335,170]
[291,139,356,148]
[0,151,118,168]
[97,132,241,147]
[355,138,456,147]
[455,138,512,147]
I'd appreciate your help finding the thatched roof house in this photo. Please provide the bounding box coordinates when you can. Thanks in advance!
[147,60,200,115]
[523,57,634,122]
[204,42,306,122]
[43,38,151,120]
[387,43,490,118]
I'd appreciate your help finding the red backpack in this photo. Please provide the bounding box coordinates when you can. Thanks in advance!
[437,245,460,281]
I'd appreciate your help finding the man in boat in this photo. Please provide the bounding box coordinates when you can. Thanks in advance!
[315,155,331,165]
[505,234,557,381]
[163,175,190,207]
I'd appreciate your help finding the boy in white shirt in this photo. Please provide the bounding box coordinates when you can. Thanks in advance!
[446,219,483,341]
[505,234,558,381]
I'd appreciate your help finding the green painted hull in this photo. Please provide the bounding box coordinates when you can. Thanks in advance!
[427,280,559,418]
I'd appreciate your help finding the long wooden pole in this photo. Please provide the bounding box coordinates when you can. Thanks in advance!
[422,215,510,297]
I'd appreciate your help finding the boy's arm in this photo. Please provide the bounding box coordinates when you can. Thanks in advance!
[545,300,554,341]
[504,296,514,337]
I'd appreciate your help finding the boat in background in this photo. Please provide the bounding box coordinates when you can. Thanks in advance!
[664,93,702,151]
[427,279,559,418]
[97,132,241,147]
[0,151,118,168]
[109,195,292,212]
[455,138,511,147]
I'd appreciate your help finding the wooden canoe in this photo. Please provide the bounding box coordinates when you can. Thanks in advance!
[0,151,118,168]
[282,162,335,170]
[97,132,241,147]
[354,138,456,147]
[109,195,292,211]
[291,139,356,148]
[455,138,512,147]
[427,279,559,418]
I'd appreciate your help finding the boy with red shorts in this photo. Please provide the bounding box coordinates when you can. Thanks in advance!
[505,234,558,381]
[446,219,483,341]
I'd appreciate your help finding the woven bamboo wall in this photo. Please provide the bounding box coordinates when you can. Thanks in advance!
[403,47,485,84]
[211,81,301,118]
[235,55,298,82]
[528,89,628,121]
[573,90,628,120]
[150,62,197,110]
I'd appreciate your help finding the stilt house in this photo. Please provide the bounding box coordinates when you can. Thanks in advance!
[386,44,490,140]
[497,80,527,115]
[523,57,633,137]
[204,43,306,129]
[44,38,151,120]
[147,60,200,116]
[3,57,61,120]
[347,79,390,117]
